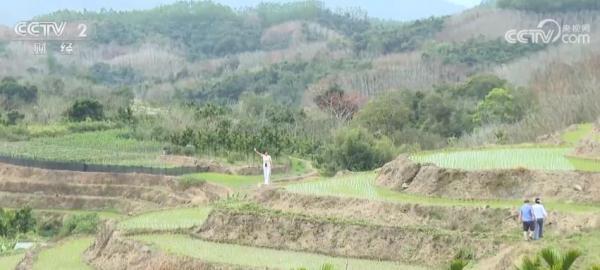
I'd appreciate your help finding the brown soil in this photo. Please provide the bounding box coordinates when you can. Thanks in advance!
[85,222,253,270]
[255,189,600,235]
[0,191,150,212]
[15,246,42,270]
[0,162,229,213]
[159,155,289,175]
[571,122,600,159]
[194,208,500,266]
[376,156,600,203]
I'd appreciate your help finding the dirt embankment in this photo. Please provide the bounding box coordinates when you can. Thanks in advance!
[159,155,289,175]
[85,222,251,270]
[570,121,600,159]
[376,156,600,203]
[194,208,499,266]
[255,189,600,235]
[0,163,229,213]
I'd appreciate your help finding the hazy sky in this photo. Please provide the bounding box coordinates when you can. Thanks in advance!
[0,0,481,26]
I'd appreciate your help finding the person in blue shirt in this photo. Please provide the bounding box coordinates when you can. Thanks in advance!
[518,199,535,241]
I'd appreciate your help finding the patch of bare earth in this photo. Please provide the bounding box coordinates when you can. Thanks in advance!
[377,156,600,203]
[570,122,600,159]
[193,208,499,267]
[0,163,229,213]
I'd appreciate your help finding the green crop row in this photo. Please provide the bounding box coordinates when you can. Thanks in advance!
[411,147,600,172]
[0,130,166,167]
[132,234,424,270]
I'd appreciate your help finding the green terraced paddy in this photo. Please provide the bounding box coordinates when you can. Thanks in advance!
[284,173,600,213]
[182,173,264,191]
[133,234,425,270]
[0,130,166,167]
[33,237,93,270]
[119,207,212,231]
[411,147,600,172]
[0,253,24,269]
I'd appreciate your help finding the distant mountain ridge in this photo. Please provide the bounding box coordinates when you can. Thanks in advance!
[0,0,470,26]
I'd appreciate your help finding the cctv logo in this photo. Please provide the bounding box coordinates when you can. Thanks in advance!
[505,19,562,44]
[505,19,591,45]
[14,21,67,39]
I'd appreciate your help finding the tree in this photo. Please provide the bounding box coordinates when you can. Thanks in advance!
[516,248,582,270]
[67,99,105,122]
[474,88,520,125]
[456,74,507,100]
[315,127,395,175]
[314,84,365,122]
[0,77,38,110]
[355,91,411,139]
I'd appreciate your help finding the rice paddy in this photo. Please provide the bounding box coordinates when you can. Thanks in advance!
[132,234,425,270]
[32,237,94,270]
[411,147,600,172]
[0,130,166,167]
[284,173,600,213]
[0,253,24,269]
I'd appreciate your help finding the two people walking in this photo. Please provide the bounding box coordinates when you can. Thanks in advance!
[254,148,272,185]
[519,198,548,241]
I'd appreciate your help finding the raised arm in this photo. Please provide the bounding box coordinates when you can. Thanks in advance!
[253,148,263,156]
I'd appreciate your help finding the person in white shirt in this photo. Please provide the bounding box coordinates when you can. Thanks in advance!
[532,197,548,240]
[254,148,272,185]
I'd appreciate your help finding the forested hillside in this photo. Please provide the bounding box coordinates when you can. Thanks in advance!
[1,0,599,175]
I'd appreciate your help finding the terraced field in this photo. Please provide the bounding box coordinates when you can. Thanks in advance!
[182,173,264,191]
[0,253,24,269]
[0,130,165,167]
[118,206,212,231]
[32,237,94,270]
[410,124,600,172]
[411,147,600,172]
[0,162,228,216]
[285,173,600,213]
[132,234,425,270]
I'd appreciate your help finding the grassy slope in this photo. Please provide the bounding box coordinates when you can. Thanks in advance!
[118,207,212,231]
[133,234,426,270]
[0,253,24,269]
[284,173,600,213]
[32,237,94,270]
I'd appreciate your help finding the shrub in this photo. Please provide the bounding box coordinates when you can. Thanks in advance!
[516,248,582,270]
[0,207,36,238]
[11,207,36,234]
[67,99,105,122]
[5,111,25,125]
[36,214,63,237]
[60,213,99,236]
[315,127,395,175]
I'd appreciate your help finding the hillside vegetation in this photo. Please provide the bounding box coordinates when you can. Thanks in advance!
[0,0,599,175]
